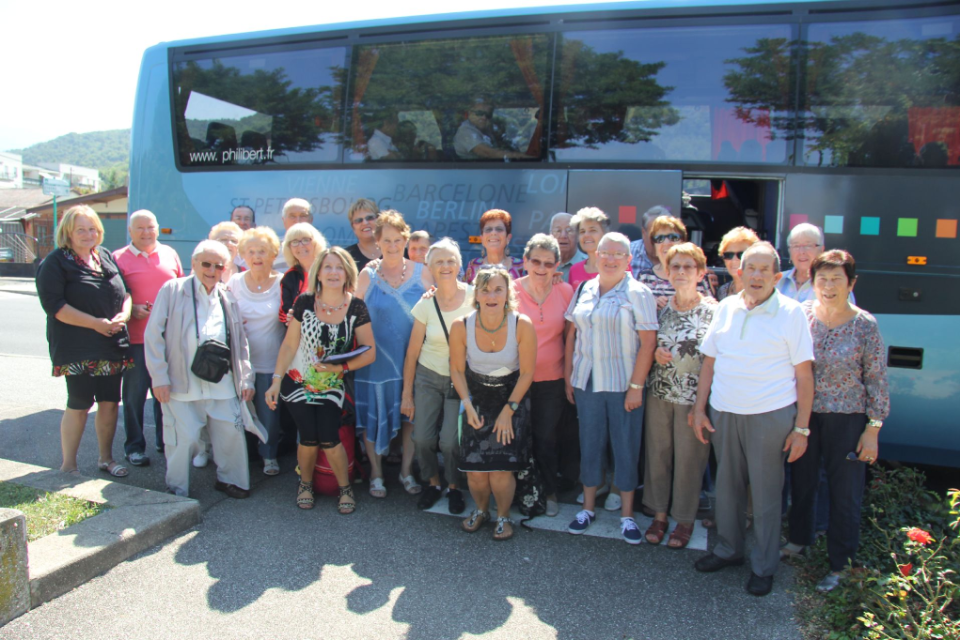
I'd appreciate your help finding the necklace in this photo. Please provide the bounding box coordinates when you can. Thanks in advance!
[317,294,348,316]
[377,258,407,288]
[477,311,508,346]
[673,293,700,312]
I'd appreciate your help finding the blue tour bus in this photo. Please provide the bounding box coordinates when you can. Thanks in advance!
[128,0,960,466]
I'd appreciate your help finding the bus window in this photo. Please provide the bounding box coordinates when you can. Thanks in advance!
[553,24,795,164]
[348,35,551,162]
[172,46,347,168]
[801,16,960,169]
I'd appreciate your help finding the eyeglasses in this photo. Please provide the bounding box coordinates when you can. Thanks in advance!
[216,237,239,246]
[669,264,699,273]
[288,239,313,248]
[352,214,377,226]
[471,110,492,118]
[598,250,629,260]
[483,226,507,235]
[653,233,682,244]
[722,251,746,261]
[200,261,225,271]
[552,227,574,237]
[528,258,556,269]
[789,244,821,252]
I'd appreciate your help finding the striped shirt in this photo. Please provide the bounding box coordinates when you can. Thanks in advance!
[565,274,659,393]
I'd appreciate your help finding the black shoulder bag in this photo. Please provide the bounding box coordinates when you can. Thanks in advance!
[433,296,462,400]
[190,283,233,383]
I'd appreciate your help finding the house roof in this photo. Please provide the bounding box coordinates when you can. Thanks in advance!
[0,188,51,212]
[25,186,127,215]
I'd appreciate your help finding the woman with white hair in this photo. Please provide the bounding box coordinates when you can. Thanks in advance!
[402,238,474,513]
[564,232,658,544]
[144,240,258,499]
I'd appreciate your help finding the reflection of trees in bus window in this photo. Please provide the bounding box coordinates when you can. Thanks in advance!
[554,25,793,163]
[172,47,346,167]
[350,35,550,161]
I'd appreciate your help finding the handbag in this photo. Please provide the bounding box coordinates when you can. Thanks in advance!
[433,296,461,400]
[190,282,232,383]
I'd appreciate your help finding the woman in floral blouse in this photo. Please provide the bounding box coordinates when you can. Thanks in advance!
[36,205,133,478]
[266,247,376,514]
[642,243,716,549]
[783,249,889,593]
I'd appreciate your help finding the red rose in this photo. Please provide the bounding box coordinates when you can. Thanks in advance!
[289,369,303,384]
[899,563,913,577]
[906,528,934,546]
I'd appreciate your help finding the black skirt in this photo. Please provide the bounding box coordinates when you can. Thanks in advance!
[459,368,530,472]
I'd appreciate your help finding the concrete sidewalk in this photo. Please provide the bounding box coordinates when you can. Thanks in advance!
[0,277,37,296]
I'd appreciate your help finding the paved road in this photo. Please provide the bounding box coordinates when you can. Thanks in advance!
[0,282,803,639]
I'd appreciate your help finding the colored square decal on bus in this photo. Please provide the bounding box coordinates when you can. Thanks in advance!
[788,214,808,230]
[897,218,918,237]
[824,216,844,234]
[936,219,958,239]
[860,217,880,236]
[618,206,637,225]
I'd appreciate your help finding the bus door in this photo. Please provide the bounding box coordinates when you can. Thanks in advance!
[566,170,682,241]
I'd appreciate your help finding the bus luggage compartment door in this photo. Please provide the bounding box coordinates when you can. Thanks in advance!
[566,170,682,235]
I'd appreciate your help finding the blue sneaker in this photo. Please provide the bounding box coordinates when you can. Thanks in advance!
[568,509,596,534]
[621,517,642,545]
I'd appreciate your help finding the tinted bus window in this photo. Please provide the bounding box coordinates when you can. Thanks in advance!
[348,35,551,162]
[802,16,960,169]
[553,24,795,163]
[173,46,346,168]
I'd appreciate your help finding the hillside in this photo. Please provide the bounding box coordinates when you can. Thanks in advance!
[9,129,131,189]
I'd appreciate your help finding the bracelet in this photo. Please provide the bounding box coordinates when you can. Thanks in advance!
[867,419,882,430]
[629,382,644,390]
[793,427,811,436]
[341,361,350,373]
[271,374,282,380]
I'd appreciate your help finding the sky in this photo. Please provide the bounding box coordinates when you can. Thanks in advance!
[0,0,631,152]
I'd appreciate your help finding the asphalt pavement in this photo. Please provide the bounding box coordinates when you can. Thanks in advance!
[0,284,803,639]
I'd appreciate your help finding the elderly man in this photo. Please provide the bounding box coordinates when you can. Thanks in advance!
[551,212,587,282]
[690,241,814,597]
[229,206,255,269]
[777,222,826,302]
[273,198,313,272]
[629,205,668,277]
[113,210,184,465]
[145,240,257,499]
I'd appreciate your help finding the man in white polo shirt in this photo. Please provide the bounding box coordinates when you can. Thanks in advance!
[689,241,814,597]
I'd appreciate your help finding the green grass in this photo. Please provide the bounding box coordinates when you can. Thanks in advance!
[0,481,109,542]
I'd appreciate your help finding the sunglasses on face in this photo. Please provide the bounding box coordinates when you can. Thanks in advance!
[722,251,746,260]
[653,234,682,244]
[200,261,225,271]
[471,110,492,118]
[352,214,377,226]
[528,258,556,269]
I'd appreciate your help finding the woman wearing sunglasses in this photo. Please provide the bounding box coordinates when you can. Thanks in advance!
[635,216,714,308]
[715,227,760,301]
[463,209,525,285]
[345,198,382,271]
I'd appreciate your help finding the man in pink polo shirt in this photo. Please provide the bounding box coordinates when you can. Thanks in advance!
[114,210,184,466]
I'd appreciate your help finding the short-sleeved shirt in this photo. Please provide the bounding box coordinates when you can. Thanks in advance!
[699,290,814,415]
[285,294,370,406]
[648,297,717,405]
[559,249,587,282]
[454,120,493,159]
[629,239,654,277]
[113,243,184,344]
[368,129,398,160]
[410,285,474,377]
[515,280,574,382]
[565,275,659,393]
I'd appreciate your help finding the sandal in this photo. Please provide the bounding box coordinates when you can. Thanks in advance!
[399,474,422,495]
[461,509,490,533]
[645,518,669,545]
[701,517,716,529]
[493,517,514,541]
[98,460,129,478]
[296,480,314,510]
[369,477,386,499]
[338,485,356,515]
[667,523,695,549]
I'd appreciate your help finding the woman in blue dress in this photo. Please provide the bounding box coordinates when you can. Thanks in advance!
[354,210,434,499]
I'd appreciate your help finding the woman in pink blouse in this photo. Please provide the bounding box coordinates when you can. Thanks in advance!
[514,234,574,517]
[783,249,890,593]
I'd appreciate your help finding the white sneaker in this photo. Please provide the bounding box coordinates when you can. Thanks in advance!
[263,459,280,476]
[604,493,622,512]
[192,451,209,468]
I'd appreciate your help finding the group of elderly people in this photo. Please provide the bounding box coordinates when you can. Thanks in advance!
[36,200,888,591]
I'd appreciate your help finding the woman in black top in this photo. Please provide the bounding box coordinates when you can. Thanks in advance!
[344,198,381,271]
[35,205,132,477]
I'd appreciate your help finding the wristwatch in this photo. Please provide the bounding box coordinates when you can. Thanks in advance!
[793,427,811,436]
[506,401,519,412]
[867,419,883,430]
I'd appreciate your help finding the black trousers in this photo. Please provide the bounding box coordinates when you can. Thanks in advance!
[529,379,566,496]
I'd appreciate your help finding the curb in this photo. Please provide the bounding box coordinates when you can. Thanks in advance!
[0,458,200,610]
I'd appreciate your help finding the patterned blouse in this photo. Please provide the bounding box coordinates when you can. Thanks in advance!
[636,268,715,300]
[802,301,890,419]
[648,297,718,405]
[463,256,524,285]
[716,281,738,301]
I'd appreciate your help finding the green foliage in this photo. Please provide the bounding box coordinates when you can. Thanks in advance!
[791,468,959,639]
[9,129,130,172]
[0,481,108,542]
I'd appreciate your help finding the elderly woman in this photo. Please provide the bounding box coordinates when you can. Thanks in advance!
[345,198,382,271]
[266,247,376,512]
[279,223,327,325]
[716,226,761,300]
[354,211,433,499]
[402,238,474,513]
[636,216,714,307]
[463,209,524,284]
[36,205,132,477]
[777,223,823,302]
[226,226,285,476]
[643,243,717,548]
[144,240,257,498]
[566,207,610,290]
[209,222,244,283]
[564,232,658,544]
[783,250,889,593]
[450,267,537,540]
[514,234,574,517]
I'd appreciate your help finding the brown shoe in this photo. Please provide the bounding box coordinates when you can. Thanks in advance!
[215,481,250,499]
[667,523,695,549]
[461,509,490,533]
[645,518,668,545]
